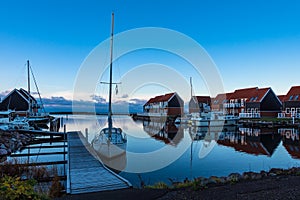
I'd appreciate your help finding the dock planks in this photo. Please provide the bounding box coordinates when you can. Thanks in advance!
[67,131,131,194]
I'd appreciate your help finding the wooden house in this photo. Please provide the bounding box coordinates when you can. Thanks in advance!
[0,88,39,116]
[278,86,300,118]
[188,96,211,114]
[211,93,232,112]
[143,92,184,117]
[212,87,282,118]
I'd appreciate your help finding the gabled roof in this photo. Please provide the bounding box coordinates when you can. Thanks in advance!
[212,92,232,104]
[284,86,300,102]
[192,96,211,104]
[230,87,258,100]
[256,87,271,102]
[1,88,30,103]
[228,87,272,103]
[144,92,176,105]
[277,95,286,102]
[19,88,37,103]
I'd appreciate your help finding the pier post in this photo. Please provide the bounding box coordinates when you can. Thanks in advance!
[85,128,88,142]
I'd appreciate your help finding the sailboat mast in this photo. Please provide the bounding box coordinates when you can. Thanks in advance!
[27,60,31,115]
[108,12,114,129]
[190,77,193,98]
[27,60,30,94]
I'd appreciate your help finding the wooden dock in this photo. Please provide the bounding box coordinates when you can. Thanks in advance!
[67,131,131,194]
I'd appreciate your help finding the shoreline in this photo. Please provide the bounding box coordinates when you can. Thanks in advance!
[0,130,34,162]
[58,167,300,200]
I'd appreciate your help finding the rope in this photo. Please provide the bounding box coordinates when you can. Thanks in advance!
[29,65,47,114]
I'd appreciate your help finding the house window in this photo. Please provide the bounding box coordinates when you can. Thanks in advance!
[247,108,251,113]
[296,108,300,113]
[289,95,294,100]
[286,108,290,114]
[241,99,244,107]
[291,108,295,113]
[253,96,258,101]
[295,95,299,100]
[251,108,254,113]
[255,108,258,113]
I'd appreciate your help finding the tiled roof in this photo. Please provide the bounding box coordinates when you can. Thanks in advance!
[227,87,271,102]
[284,86,300,101]
[212,93,232,104]
[256,87,270,102]
[277,95,286,102]
[229,87,258,100]
[145,92,175,105]
[193,96,211,104]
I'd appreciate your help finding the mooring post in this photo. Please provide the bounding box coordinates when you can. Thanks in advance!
[85,128,88,142]
[61,117,64,128]
[63,124,66,182]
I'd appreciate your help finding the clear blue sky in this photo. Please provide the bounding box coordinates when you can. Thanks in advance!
[1,0,299,102]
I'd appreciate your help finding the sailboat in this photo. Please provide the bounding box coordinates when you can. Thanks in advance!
[92,13,127,172]
[17,60,52,127]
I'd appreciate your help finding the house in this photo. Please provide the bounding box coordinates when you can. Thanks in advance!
[212,87,282,118]
[143,92,184,117]
[211,93,233,112]
[0,88,40,116]
[188,96,211,114]
[278,86,300,118]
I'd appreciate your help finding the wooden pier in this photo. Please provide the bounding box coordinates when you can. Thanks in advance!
[67,131,131,194]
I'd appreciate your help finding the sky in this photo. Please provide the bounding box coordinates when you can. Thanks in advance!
[0,0,300,110]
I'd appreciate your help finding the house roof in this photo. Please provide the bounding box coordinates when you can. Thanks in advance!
[225,87,271,103]
[277,95,286,102]
[192,96,211,104]
[145,92,176,105]
[229,87,258,100]
[0,88,38,105]
[284,86,300,102]
[19,88,37,103]
[212,93,232,104]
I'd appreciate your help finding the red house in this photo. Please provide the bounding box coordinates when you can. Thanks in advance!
[278,86,300,118]
[143,92,184,117]
[212,87,282,118]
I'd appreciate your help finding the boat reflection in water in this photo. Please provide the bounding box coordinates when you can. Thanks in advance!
[91,125,127,172]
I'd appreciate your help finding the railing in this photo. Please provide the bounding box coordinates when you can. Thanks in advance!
[278,112,300,119]
[239,112,260,118]
[224,103,241,108]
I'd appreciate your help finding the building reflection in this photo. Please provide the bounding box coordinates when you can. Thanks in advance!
[217,127,281,156]
[143,119,184,146]
[280,128,300,159]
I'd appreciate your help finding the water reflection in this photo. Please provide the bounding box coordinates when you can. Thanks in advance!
[143,119,184,146]
[59,115,300,186]
[280,128,300,159]
[218,127,281,156]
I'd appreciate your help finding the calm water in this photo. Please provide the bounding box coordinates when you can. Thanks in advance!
[59,115,300,187]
